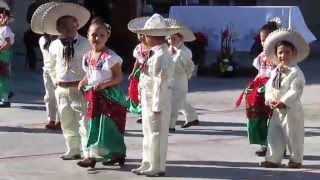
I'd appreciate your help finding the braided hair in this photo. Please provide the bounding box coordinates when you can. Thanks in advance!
[260,21,278,34]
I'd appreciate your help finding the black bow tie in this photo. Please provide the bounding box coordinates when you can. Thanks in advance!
[60,38,77,61]
[60,38,77,46]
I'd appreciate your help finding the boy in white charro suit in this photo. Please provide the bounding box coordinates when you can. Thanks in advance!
[41,2,91,160]
[128,14,180,177]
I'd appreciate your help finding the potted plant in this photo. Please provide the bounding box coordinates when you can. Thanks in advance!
[216,23,238,78]
[185,31,208,76]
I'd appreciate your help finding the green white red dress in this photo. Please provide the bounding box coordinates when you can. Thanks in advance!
[0,26,14,100]
[236,52,274,145]
[127,43,149,114]
[82,49,127,158]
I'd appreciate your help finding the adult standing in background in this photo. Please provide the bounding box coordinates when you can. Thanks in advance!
[23,0,49,71]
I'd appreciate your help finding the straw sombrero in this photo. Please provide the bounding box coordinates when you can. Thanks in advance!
[31,2,60,34]
[0,0,12,19]
[264,28,310,65]
[174,22,195,42]
[0,0,9,11]
[128,13,180,37]
[41,3,90,35]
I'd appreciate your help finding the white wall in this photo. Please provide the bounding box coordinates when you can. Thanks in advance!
[10,0,33,54]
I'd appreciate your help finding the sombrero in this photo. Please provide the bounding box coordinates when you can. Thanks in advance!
[264,28,310,65]
[31,2,60,34]
[174,22,196,42]
[0,0,12,19]
[41,3,90,35]
[0,0,9,11]
[128,13,180,37]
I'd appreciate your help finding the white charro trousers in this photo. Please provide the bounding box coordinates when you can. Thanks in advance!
[169,74,198,129]
[141,87,171,172]
[55,86,88,157]
[265,108,304,164]
[264,65,305,164]
[43,71,59,122]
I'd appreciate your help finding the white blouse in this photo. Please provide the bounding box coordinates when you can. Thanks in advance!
[83,49,123,85]
[252,52,275,78]
[0,26,14,47]
[133,43,150,64]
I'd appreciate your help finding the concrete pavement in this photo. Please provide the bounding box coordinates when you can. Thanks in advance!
[0,54,320,179]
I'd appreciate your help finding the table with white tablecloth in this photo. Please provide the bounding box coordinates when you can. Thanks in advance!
[169,6,316,52]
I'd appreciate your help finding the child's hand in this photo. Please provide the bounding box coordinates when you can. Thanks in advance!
[270,100,286,109]
[274,101,286,109]
[78,80,86,91]
[128,73,134,80]
[269,100,277,109]
[94,82,104,91]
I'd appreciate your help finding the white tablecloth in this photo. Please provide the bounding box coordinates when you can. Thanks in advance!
[169,6,316,51]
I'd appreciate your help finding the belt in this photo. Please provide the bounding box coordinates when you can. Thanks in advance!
[57,81,80,87]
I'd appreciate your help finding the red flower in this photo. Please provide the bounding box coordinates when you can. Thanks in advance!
[194,32,208,48]
[222,29,229,39]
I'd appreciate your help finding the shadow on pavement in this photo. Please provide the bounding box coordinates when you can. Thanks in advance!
[88,159,320,179]
[0,126,62,134]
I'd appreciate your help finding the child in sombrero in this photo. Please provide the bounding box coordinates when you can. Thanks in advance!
[259,29,309,169]
[41,2,91,160]
[30,2,60,129]
[166,23,199,131]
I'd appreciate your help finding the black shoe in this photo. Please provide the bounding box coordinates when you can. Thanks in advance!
[102,155,125,166]
[255,146,267,157]
[180,119,199,128]
[283,150,287,158]
[8,92,14,99]
[77,158,96,168]
[169,128,176,132]
[136,117,142,124]
[0,101,10,108]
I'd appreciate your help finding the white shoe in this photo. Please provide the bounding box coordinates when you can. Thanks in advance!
[131,162,150,175]
[140,168,165,177]
[60,149,81,160]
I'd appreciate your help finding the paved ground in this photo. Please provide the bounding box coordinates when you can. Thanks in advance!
[0,54,320,180]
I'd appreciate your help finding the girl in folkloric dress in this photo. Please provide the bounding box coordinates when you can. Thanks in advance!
[77,17,127,168]
[127,34,150,123]
[0,0,14,108]
[236,21,278,156]
[260,29,309,169]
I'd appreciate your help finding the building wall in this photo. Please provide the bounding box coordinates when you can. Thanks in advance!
[257,0,320,37]
[10,0,30,53]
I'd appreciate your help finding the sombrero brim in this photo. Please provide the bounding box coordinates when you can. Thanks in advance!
[264,29,310,65]
[0,1,9,11]
[31,2,59,34]
[42,3,90,35]
[128,16,181,36]
[174,22,195,42]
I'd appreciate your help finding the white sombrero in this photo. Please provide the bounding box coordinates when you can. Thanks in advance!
[0,0,9,11]
[31,2,60,34]
[264,28,310,65]
[0,0,13,19]
[41,3,90,35]
[174,22,195,42]
[128,13,180,36]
